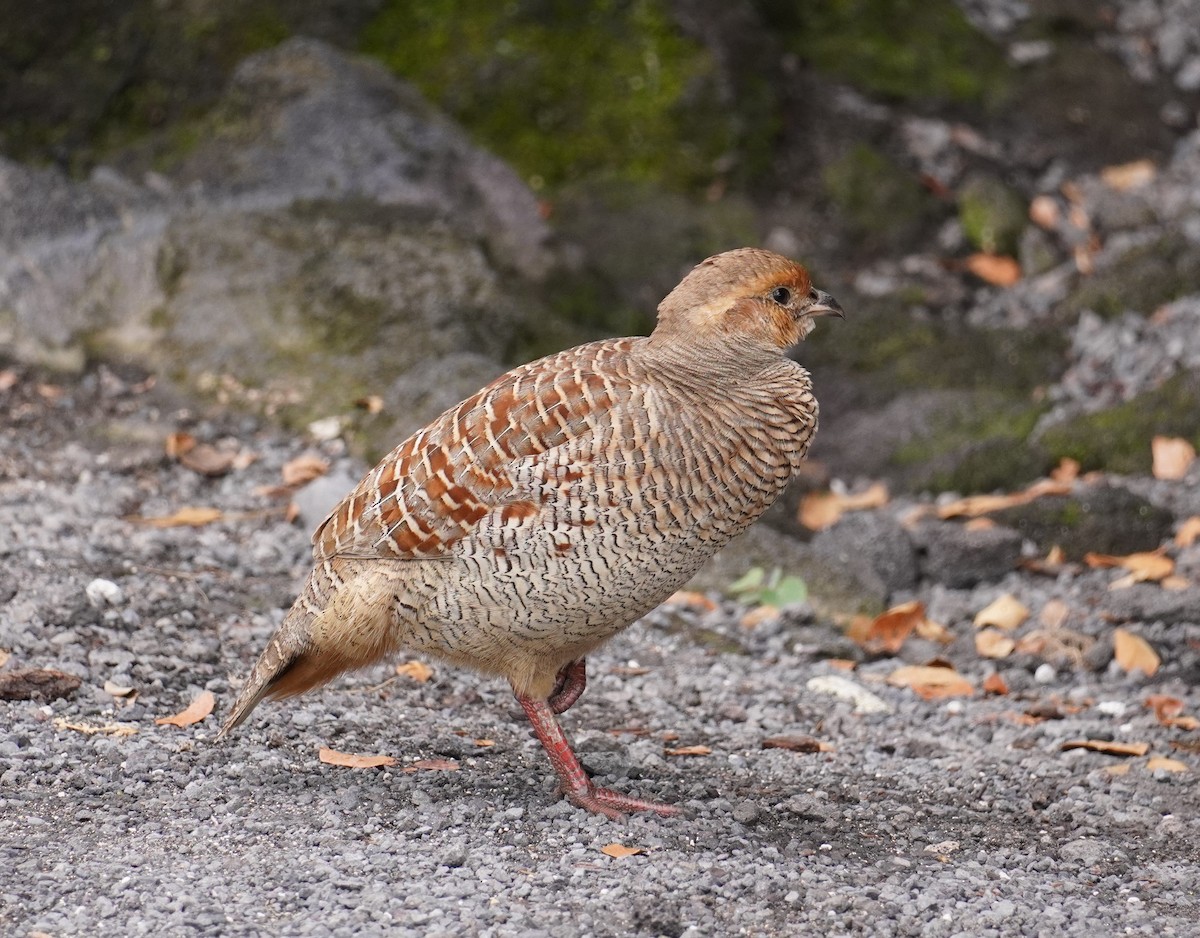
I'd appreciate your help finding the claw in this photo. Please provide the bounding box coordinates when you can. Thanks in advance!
[547,659,587,714]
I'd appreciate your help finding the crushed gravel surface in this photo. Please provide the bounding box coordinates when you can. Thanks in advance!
[2,369,1199,937]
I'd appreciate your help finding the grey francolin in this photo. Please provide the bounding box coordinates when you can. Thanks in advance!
[220,247,842,818]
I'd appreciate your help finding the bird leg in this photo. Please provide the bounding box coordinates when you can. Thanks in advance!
[547,659,587,714]
[515,693,680,820]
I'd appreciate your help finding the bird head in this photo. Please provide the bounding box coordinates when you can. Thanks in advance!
[652,248,843,359]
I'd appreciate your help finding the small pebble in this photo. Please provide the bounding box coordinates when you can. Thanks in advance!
[85,578,124,607]
[1034,664,1057,685]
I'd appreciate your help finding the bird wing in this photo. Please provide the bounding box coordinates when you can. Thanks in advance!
[311,340,635,562]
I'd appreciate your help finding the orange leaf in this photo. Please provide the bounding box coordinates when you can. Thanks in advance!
[354,395,384,414]
[1050,457,1080,482]
[1029,195,1060,229]
[1100,158,1156,191]
[973,594,1029,631]
[1146,756,1189,773]
[601,844,646,858]
[136,506,224,528]
[281,453,330,487]
[1060,739,1149,757]
[318,747,397,768]
[982,672,1009,695]
[665,745,712,757]
[155,691,216,727]
[1112,629,1161,676]
[937,478,1072,519]
[965,253,1021,286]
[860,600,924,654]
[396,660,434,683]
[664,591,717,612]
[403,758,460,772]
[1175,516,1200,548]
[975,628,1015,659]
[825,658,858,671]
[761,735,834,753]
[1038,599,1070,630]
[165,431,196,458]
[179,443,236,478]
[887,664,973,699]
[1087,550,1174,585]
[799,482,888,531]
[473,738,495,747]
[1144,695,1198,729]
[1151,436,1196,481]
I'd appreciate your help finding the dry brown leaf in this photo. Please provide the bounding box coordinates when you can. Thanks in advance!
[1113,628,1161,676]
[282,453,330,487]
[103,680,135,697]
[1061,739,1150,757]
[860,600,924,654]
[1038,599,1070,630]
[826,658,858,671]
[136,506,224,528]
[1146,756,1189,773]
[402,758,460,773]
[964,517,996,531]
[740,606,780,629]
[799,482,889,531]
[887,664,973,699]
[1050,457,1081,482]
[1175,516,1200,548]
[973,594,1029,631]
[665,745,712,757]
[319,747,397,769]
[473,738,495,747]
[1103,763,1131,776]
[155,690,216,727]
[354,395,384,414]
[1151,436,1196,481]
[609,665,652,676]
[179,443,237,478]
[761,735,834,753]
[982,672,1009,695]
[1144,694,1200,730]
[1087,550,1174,587]
[1100,158,1156,191]
[601,843,646,858]
[53,718,137,737]
[664,590,717,611]
[0,369,18,392]
[1163,575,1192,591]
[396,660,434,683]
[915,616,954,644]
[937,478,1072,519]
[965,252,1021,286]
[1020,545,1069,576]
[1029,195,1060,229]
[165,431,196,458]
[975,628,1015,659]
[0,649,9,668]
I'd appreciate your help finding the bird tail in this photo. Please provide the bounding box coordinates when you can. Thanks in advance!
[218,559,404,738]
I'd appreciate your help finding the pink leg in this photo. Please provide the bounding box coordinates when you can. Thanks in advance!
[515,693,680,820]
[547,659,587,714]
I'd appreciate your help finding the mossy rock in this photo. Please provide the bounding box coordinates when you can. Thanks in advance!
[1038,372,1200,474]
[821,144,942,252]
[989,484,1174,559]
[958,173,1026,256]
[1058,234,1200,321]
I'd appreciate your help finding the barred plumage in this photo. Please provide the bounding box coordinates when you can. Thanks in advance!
[219,247,843,818]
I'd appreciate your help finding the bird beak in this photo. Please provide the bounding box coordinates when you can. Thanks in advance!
[809,289,845,319]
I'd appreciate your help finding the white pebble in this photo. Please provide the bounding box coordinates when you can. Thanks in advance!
[1034,663,1057,685]
[85,578,124,607]
[805,675,893,714]
[1096,700,1127,717]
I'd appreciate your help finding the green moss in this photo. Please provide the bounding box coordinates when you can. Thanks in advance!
[759,0,1011,105]
[958,174,1026,256]
[1059,234,1200,321]
[361,0,739,190]
[1038,372,1200,474]
[821,144,940,251]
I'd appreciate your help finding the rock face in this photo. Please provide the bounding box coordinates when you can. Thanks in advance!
[0,39,556,437]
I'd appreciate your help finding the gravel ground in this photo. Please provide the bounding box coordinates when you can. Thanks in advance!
[2,364,1199,938]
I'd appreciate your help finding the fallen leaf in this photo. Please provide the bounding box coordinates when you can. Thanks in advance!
[965,252,1021,286]
[1103,763,1131,776]
[319,747,397,769]
[1039,599,1070,630]
[402,758,460,773]
[355,394,384,414]
[982,672,1009,695]
[1050,457,1080,482]
[859,600,924,654]
[975,628,1015,659]
[179,443,236,477]
[973,594,1029,631]
[665,745,712,757]
[1029,195,1060,229]
[1021,545,1068,575]
[799,482,889,531]
[1163,575,1192,591]
[664,591,717,611]
[1151,436,1196,481]
[155,690,215,727]
[395,660,434,683]
[1061,739,1149,757]
[887,664,973,699]
[135,506,224,528]
[281,453,330,487]
[825,658,858,671]
[915,616,954,644]
[1146,756,1189,774]
[761,735,833,753]
[609,665,652,676]
[0,369,18,392]
[739,605,780,629]
[601,844,645,858]
[1112,628,1161,676]
[165,431,196,458]
[937,478,1072,519]
[1175,516,1200,548]
[473,738,495,747]
[36,383,65,401]
[103,680,135,697]
[1144,694,1200,730]
[0,668,82,701]
[0,649,9,667]
[53,718,137,737]
[964,517,995,531]
[1100,158,1156,191]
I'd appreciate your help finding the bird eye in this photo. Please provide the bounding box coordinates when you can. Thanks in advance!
[769,286,792,305]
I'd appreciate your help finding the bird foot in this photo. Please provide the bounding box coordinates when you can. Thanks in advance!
[547,659,587,714]
[561,783,680,820]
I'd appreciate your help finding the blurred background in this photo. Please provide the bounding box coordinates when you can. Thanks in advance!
[3,0,1200,501]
